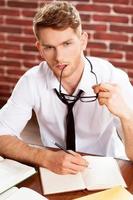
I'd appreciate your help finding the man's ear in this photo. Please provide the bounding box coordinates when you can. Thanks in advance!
[35,41,41,51]
[80,31,88,51]
[35,41,44,58]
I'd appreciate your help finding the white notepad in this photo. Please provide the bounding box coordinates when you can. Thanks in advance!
[40,156,127,194]
[0,187,47,200]
[0,156,36,194]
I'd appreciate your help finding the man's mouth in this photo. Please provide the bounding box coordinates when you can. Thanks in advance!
[56,64,68,70]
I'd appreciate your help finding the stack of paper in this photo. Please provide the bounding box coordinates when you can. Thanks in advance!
[74,186,133,200]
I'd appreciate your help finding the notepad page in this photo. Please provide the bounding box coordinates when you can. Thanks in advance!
[0,159,36,194]
[82,156,126,190]
[3,187,47,200]
[40,167,86,195]
[0,187,18,200]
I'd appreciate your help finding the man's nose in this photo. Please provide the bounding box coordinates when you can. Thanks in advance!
[55,48,64,62]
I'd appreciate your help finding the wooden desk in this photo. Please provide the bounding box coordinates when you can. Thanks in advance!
[17,159,133,200]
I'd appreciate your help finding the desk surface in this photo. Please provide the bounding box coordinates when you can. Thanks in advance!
[18,159,133,200]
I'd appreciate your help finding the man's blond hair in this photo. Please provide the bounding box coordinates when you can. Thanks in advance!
[33,1,82,40]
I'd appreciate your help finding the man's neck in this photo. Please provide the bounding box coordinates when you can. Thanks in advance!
[61,64,84,95]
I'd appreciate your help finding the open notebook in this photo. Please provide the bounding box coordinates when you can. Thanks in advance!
[40,155,127,195]
[0,156,36,194]
[0,187,47,200]
[74,186,133,200]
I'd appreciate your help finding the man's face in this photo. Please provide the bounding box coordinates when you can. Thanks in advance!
[36,27,88,79]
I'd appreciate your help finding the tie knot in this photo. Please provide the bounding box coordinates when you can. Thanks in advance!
[54,89,83,106]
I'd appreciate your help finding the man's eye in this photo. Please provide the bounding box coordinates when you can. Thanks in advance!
[43,46,53,50]
[64,42,71,46]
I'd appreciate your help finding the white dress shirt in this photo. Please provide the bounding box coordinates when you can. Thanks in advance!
[0,56,133,158]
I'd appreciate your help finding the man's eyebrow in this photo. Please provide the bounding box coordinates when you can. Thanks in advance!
[41,39,73,47]
[41,44,54,48]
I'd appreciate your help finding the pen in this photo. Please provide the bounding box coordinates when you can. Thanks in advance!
[54,142,89,167]
[54,142,74,155]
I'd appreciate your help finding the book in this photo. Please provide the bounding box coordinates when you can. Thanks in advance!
[39,155,127,195]
[0,156,36,194]
[0,187,47,200]
[74,186,133,200]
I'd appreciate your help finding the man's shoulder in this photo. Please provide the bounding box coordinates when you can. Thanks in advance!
[24,61,47,78]
[87,56,114,70]
[86,56,127,82]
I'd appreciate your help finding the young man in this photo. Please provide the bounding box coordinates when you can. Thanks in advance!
[0,1,133,175]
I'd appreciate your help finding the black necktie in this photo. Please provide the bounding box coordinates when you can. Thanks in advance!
[55,89,83,151]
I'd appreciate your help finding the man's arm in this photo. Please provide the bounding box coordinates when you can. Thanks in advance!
[119,112,133,160]
[0,135,88,174]
[93,83,133,160]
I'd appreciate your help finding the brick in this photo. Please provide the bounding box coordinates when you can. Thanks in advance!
[7,69,26,76]
[23,61,39,68]
[113,6,133,14]
[0,43,20,51]
[80,14,90,22]
[0,17,4,24]
[5,18,32,26]
[76,4,110,13]
[94,32,128,42]
[7,1,37,9]
[0,60,21,67]
[0,99,8,107]
[0,0,5,6]
[111,61,133,69]
[93,0,129,4]
[83,24,107,32]
[130,80,133,86]
[110,43,133,52]
[126,53,133,60]
[0,84,11,90]
[7,35,36,44]
[87,42,107,49]
[0,67,5,74]
[128,70,133,77]
[90,50,123,59]
[5,52,36,60]
[23,28,34,35]
[22,45,37,52]
[110,25,133,33]
[0,34,5,41]
[22,10,36,18]
[0,75,18,84]
[0,50,5,58]
[93,14,128,23]
[0,91,11,98]
[0,8,20,16]
[0,25,21,34]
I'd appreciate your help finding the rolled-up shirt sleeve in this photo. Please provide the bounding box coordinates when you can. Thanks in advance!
[0,73,34,137]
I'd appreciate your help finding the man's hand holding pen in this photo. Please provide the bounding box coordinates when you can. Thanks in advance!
[43,146,88,175]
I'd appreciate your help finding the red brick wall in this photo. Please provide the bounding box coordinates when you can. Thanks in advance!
[0,0,133,106]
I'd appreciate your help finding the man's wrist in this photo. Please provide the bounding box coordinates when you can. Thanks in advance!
[120,107,133,122]
[33,147,52,168]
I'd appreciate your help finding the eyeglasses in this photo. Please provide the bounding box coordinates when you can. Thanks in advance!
[58,57,98,103]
